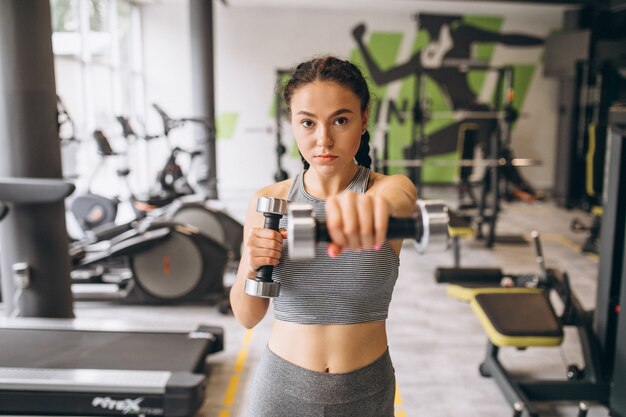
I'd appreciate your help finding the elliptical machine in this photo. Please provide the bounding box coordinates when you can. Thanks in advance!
[69,213,233,306]
[68,103,243,264]
[56,104,235,310]
[65,132,233,310]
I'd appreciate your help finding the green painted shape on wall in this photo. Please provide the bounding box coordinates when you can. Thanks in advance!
[414,29,431,51]
[462,15,503,32]
[511,64,535,112]
[269,72,292,118]
[216,112,239,140]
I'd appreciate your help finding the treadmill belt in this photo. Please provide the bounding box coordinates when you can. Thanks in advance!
[0,328,214,372]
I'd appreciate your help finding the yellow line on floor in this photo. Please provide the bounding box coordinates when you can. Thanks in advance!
[394,384,407,417]
[223,375,240,406]
[394,384,403,406]
[219,329,254,413]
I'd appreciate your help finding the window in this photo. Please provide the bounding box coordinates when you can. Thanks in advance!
[52,0,145,188]
[52,0,144,140]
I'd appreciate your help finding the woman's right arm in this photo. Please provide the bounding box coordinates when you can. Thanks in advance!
[229,191,285,329]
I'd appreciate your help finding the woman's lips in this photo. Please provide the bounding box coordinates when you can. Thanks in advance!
[316,154,337,162]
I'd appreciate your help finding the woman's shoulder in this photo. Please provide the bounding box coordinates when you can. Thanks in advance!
[368,171,415,192]
[253,177,294,201]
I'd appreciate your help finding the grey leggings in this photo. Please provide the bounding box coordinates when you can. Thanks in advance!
[245,347,396,417]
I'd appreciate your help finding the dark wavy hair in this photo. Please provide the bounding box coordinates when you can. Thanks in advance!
[282,55,372,170]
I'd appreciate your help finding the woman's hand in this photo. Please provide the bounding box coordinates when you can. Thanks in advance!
[245,227,288,276]
[324,191,391,257]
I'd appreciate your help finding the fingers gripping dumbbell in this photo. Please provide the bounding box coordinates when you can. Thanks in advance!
[288,199,450,260]
[244,197,288,298]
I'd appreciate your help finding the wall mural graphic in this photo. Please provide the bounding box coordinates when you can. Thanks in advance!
[349,13,545,183]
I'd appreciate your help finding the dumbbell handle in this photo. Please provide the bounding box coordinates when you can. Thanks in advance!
[313,217,424,243]
[255,213,281,282]
[244,197,288,298]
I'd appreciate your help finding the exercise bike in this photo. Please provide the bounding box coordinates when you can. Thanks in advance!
[117,110,244,263]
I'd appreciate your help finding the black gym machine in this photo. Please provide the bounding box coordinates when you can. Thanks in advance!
[66,102,244,264]
[0,1,227,415]
[0,178,224,415]
[53,104,238,307]
[567,60,626,254]
[375,64,539,248]
[53,63,242,307]
[545,5,626,255]
[434,104,626,417]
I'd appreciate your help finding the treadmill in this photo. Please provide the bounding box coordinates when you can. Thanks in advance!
[0,178,224,417]
[1,3,224,415]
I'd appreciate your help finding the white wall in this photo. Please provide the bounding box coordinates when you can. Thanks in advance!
[141,1,566,203]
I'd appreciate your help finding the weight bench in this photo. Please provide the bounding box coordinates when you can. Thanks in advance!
[468,277,606,417]
[436,267,542,302]
[434,234,609,416]
[471,291,563,349]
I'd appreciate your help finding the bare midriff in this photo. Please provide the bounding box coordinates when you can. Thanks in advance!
[268,319,388,374]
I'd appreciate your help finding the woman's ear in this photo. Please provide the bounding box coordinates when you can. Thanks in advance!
[362,107,370,131]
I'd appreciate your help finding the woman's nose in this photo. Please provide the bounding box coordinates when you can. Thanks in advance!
[316,126,332,147]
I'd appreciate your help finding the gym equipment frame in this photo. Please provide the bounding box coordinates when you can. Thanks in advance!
[0,318,223,417]
[462,105,626,417]
[375,66,537,248]
[0,178,225,416]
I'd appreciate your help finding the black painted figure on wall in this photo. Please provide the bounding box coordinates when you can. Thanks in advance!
[352,13,544,200]
[353,13,544,111]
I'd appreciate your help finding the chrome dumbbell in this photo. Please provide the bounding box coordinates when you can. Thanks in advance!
[287,199,450,260]
[244,197,288,298]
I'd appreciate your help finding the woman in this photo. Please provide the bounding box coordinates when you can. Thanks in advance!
[230,55,417,416]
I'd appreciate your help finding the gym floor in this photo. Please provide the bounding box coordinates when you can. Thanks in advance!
[71,190,606,417]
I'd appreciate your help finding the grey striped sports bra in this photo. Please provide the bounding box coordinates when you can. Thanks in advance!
[272,166,400,325]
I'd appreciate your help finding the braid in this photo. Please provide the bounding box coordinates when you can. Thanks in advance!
[301,152,310,170]
[355,130,372,168]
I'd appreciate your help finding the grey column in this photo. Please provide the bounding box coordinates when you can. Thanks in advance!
[189,0,219,199]
[0,0,74,318]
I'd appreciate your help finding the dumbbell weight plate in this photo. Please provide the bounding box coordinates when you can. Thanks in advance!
[287,204,317,260]
[413,200,449,254]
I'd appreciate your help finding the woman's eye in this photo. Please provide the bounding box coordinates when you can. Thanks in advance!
[334,117,348,126]
[301,120,314,128]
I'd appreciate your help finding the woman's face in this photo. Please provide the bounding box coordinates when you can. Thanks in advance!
[290,80,368,175]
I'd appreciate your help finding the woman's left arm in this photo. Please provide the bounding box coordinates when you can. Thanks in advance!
[367,173,418,218]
